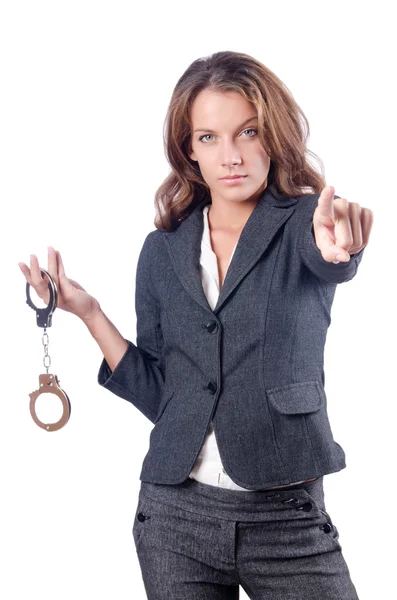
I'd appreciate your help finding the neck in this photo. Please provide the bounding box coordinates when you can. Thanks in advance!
[208,181,268,231]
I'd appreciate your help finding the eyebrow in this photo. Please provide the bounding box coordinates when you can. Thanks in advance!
[193,116,258,134]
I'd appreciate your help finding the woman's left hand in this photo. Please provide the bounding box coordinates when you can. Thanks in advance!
[313,186,374,264]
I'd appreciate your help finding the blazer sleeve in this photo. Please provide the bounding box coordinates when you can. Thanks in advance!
[297,193,366,284]
[97,231,164,423]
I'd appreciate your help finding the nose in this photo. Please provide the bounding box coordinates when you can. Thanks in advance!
[222,157,242,169]
[220,140,242,169]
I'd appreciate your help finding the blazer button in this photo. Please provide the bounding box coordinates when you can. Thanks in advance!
[297,502,313,512]
[283,497,300,506]
[204,380,217,394]
[203,321,218,334]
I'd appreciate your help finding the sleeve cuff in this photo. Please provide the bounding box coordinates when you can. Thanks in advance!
[298,221,366,284]
[97,339,131,387]
[97,340,158,423]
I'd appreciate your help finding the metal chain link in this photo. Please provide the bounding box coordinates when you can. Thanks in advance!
[42,327,51,374]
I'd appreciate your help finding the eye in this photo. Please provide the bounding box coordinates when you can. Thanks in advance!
[243,128,257,137]
[198,128,258,143]
[198,134,214,143]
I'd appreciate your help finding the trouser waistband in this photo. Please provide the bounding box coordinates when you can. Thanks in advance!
[139,476,325,522]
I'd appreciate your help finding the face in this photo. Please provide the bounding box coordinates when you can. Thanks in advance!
[188,89,271,205]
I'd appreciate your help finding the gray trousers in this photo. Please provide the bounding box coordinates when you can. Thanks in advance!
[132,476,359,599]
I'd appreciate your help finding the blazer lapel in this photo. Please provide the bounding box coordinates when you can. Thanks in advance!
[163,184,298,314]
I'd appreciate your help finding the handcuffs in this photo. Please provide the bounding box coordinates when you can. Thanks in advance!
[26,268,71,431]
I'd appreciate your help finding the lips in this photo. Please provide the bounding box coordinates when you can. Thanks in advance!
[220,175,247,180]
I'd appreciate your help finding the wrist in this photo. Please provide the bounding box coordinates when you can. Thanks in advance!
[82,307,104,327]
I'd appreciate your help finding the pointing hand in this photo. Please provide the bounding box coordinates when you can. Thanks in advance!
[312,186,374,263]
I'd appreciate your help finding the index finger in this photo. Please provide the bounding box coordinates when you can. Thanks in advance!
[315,186,336,222]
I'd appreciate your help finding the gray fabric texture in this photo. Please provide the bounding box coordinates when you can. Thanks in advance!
[132,475,360,599]
[98,184,365,489]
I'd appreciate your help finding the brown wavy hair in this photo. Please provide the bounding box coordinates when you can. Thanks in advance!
[153,50,326,232]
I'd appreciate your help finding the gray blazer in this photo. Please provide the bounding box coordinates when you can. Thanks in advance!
[98,184,365,489]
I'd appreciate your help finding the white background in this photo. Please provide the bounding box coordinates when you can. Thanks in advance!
[1,1,395,598]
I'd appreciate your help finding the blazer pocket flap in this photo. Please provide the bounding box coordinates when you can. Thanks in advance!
[266,381,325,414]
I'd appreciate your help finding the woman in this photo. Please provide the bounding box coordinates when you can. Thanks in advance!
[19,51,373,599]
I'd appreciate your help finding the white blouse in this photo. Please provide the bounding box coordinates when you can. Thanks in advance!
[188,204,315,491]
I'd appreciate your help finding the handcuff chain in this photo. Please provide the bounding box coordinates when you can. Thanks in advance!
[42,327,51,374]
